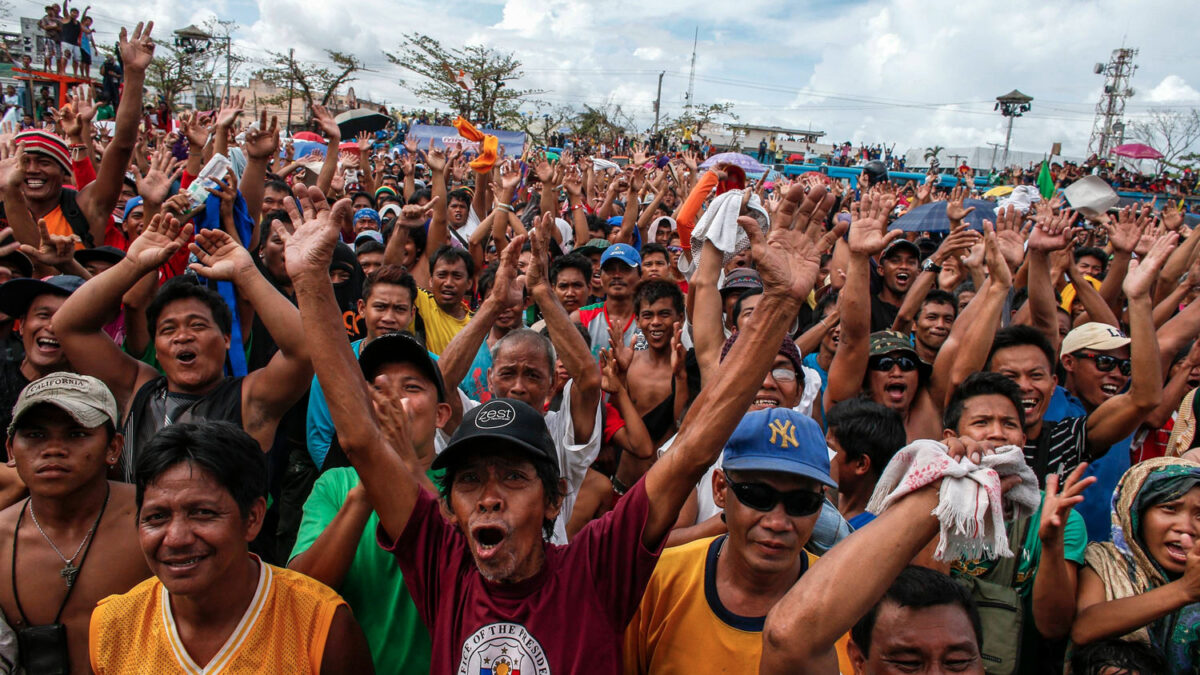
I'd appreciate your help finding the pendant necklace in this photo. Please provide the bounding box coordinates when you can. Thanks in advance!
[27,485,111,588]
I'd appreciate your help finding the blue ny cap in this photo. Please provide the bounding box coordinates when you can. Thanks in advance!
[722,408,835,488]
[600,243,640,269]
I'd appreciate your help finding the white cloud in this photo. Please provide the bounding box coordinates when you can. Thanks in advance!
[1144,75,1200,104]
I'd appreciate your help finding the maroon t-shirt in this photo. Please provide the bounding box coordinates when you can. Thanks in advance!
[378,479,662,674]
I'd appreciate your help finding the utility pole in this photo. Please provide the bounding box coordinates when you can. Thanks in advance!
[685,27,697,113]
[653,71,664,136]
[285,48,295,134]
[986,142,1003,171]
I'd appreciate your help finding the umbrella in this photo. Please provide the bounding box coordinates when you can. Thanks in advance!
[292,131,324,143]
[983,185,1014,198]
[334,109,391,138]
[286,140,327,161]
[890,199,996,233]
[339,141,359,153]
[699,152,766,174]
[1110,143,1163,160]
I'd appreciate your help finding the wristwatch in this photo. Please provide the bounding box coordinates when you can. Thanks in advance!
[921,258,943,274]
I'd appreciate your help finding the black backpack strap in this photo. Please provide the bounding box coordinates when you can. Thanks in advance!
[58,189,96,248]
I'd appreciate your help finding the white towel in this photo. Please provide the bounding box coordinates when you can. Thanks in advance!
[686,189,768,276]
[866,440,1040,562]
[997,185,1042,214]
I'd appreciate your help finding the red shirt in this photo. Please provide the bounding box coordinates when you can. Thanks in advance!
[379,478,662,674]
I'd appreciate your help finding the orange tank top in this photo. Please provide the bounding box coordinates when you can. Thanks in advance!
[41,205,85,250]
[89,556,345,674]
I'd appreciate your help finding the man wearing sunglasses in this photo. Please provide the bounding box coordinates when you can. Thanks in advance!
[624,408,852,674]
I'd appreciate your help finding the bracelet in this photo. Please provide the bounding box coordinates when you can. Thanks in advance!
[570,203,584,211]
[494,202,514,213]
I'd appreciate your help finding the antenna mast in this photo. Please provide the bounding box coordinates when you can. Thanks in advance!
[685,27,697,113]
[1087,47,1138,159]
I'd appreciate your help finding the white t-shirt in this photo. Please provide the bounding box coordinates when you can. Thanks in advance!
[437,379,602,545]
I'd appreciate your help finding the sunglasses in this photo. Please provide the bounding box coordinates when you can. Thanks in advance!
[723,471,824,517]
[1074,351,1132,376]
[667,246,683,254]
[868,355,919,372]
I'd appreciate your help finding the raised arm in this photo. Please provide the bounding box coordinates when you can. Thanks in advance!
[643,185,839,550]
[240,112,279,246]
[760,485,940,673]
[690,239,727,386]
[562,166,589,248]
[891,228,979,335]
[311,104,342,195]
[423,141,449,254]
[53,213,186,411]
[1031,465,1095,640]
[1025,208,1081,353]
[77,23,154,243]
[823,191,899,411]
[1084,233,1174,456]
[528,213,600,442]
[939,224,1011,407]
[287,186,420,541]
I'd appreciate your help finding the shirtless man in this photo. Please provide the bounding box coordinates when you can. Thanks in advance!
[614,279,688,447]
[0,374,149,673]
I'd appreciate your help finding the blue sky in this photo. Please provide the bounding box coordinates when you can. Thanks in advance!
[7,0,1199,158]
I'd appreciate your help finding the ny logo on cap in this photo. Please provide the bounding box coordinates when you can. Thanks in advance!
[768,419,798,448]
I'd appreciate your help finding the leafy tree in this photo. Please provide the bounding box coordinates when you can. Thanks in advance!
[663,102,737,137]
[499,101,574,146]
[256,50,362,112]
[570,102,636,144]
[386,33,540,124]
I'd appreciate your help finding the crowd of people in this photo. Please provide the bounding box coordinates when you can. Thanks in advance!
[0,18,1200,675]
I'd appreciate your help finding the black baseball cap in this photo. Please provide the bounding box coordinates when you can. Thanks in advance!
[0,248,32,279]
[74,245,126,268]
[881,238,920,260]
[0,275,85,318]
[431,398,557,473]
[357,331,447,402]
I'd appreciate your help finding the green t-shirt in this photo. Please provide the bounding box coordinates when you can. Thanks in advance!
[951,492,1088,596]
[290,468,432,673]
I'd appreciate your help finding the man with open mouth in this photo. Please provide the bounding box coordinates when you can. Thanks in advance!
[289,178,841,673]
[52,212,313,483]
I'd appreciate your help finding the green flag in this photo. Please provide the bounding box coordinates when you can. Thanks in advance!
[1037,161,1055,199]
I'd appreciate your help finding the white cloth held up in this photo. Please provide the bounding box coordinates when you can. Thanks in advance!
[866,440,1040,562]
[686,189,767,276]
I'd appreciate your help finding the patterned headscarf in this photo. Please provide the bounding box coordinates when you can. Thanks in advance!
[1083,457,1200,672]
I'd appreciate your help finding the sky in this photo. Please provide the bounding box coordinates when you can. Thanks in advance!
[9,0,1199,158]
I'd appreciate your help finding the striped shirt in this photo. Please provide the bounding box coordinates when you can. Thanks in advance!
[1024,416,1088,485]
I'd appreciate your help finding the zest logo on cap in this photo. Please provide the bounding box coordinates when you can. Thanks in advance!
[475,401,516,429]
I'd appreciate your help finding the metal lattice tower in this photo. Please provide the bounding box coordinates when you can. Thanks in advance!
[1087,47,1138,159]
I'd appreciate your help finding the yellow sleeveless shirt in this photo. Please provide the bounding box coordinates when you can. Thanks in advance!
[89,556,345,674]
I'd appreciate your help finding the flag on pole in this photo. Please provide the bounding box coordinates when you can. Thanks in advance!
[1036,160,1055,199]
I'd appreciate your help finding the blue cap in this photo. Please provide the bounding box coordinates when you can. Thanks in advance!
[122,196,143,222]
[722,408,835,487]
[600,243,640,269]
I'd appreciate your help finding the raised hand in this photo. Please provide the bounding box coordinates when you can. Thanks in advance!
[355,131,372,156]
[1027,207,1080,252]
[188,228,256,281]
[125,212,193,271]
[1105,204,1150,255]
[280,184,350,279]
[133,143,183,205]
[369,374,419,460]
[18,219,78,268]
[670,321,686,377]
[425,139,448,173]
[1162,201,1185,232]
[0,142,24,197]
[118,22,155,74]
[207,169,238,216]
[403,136,418,156]
[243,112,280,160]
[525,214,553,292]
[396,196,439,229]
[215,93,245,129]
[1038,463,1096,545]
[598,349,624,395]
[561,165,582,198]
[311,103,341,142]
[992,204,1030,271]
[607,329,634,374]
[846,191,901,256]
[981,221,1013,289]
[533,154,554,184]
[741,184,843,300]
[930,227,982,266]
[945,184,976,223]
[1124,231,1178,299]
[180,112,212,148]
[491,233,527,311]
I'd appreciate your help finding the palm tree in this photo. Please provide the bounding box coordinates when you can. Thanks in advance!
[924,145,944,163]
